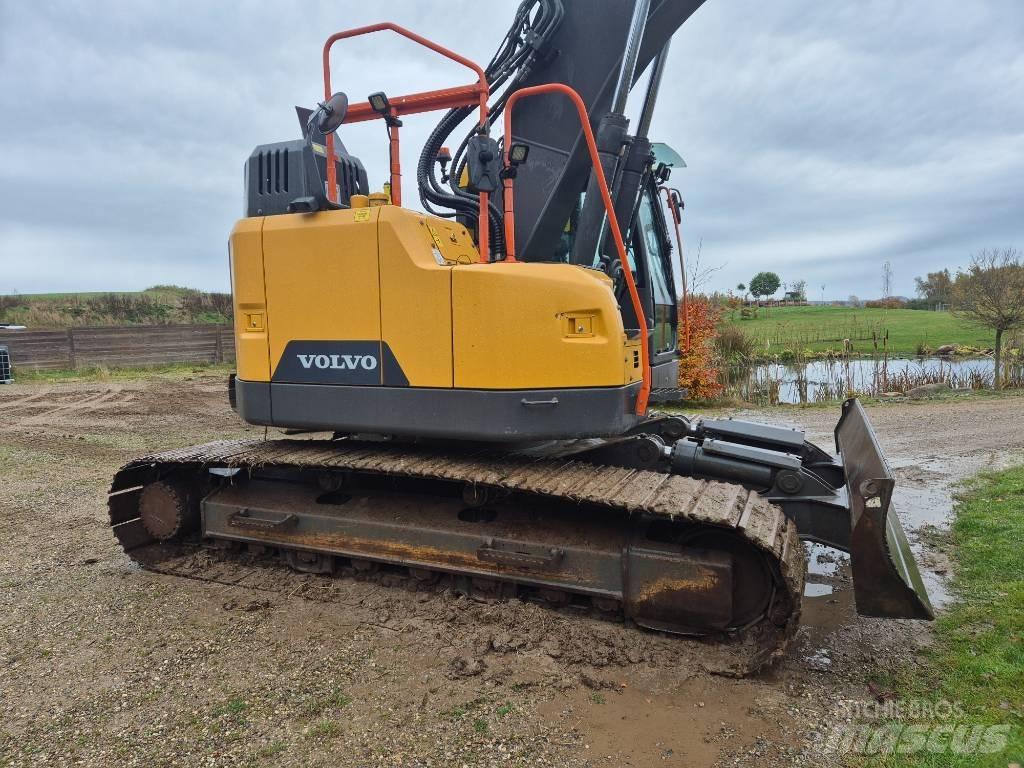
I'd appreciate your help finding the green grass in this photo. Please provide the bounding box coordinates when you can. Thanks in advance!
[855,465,1024,767]
[722,305,1000,358]
[305,719,341,740]
[11,362,234,383]
[300,689,353,717]
[212,697,248,727]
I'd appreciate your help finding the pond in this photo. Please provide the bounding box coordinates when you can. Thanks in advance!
[723,356,1022,405]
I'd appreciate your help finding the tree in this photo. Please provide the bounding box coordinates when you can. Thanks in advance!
[951,248,1024,387]
[848,294,860,307]
[791,279,807,301]
[736,282,748,302]
[914,269,952,307]
[749,272,781,302]
[685,239,724,294]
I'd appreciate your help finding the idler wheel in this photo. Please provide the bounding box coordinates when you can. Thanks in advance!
[138,481,196,541]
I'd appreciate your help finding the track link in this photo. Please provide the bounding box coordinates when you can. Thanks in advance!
[109,439,805,672]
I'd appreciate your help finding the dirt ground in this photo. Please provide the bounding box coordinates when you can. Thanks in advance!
[1,374,1021,767]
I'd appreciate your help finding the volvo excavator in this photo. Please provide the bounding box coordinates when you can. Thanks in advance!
[109,0,933,670]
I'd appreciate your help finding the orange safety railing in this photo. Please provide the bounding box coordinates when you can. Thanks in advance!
[659,185,690,352]
[502,84,651,416]
[321,23,492,261]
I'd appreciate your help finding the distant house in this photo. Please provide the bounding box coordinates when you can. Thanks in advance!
[782,290,806,304]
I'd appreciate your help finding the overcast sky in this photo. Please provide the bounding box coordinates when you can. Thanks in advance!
[1,0,1022,299]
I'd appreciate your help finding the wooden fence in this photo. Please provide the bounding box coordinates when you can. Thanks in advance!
[0,325,235,372]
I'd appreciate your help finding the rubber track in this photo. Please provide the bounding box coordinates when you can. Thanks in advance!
[110,439,806,669]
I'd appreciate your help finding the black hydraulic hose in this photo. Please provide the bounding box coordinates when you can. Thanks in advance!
[416,0,564,258]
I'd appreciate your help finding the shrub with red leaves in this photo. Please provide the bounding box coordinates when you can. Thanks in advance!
[677,297,723,400]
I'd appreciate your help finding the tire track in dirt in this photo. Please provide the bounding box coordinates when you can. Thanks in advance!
[14,386,129,427]
[0,388,54,414]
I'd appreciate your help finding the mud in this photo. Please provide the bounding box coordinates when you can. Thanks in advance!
[1,376,1021,767]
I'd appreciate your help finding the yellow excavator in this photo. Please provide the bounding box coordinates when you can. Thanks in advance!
[109,0,932,669]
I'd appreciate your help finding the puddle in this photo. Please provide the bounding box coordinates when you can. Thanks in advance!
[918,567,951,608]
[803,582,833,598]
[805,542,845,578]
[537,672,803,767]
[723,356,1017,405]
[885,453,1014,610]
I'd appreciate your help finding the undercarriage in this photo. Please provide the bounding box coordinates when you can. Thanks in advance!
[108,399,931,674]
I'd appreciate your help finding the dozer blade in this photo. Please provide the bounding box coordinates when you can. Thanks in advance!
[835,398,934,620]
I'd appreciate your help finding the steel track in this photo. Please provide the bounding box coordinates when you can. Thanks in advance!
[109,438,806,671]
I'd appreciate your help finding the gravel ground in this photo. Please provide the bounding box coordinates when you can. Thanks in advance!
[1,374,1021,767]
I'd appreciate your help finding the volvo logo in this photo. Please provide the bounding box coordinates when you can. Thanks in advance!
[297,353,378,371]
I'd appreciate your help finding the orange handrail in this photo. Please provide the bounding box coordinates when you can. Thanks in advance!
[502,84,651,416]
[659,185,689,352]
[321,23,491,261]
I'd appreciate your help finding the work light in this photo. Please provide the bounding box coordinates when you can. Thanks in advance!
[508,142,530,165]
[368,91,391,114]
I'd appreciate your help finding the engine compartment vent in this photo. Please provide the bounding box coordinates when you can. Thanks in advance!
[245,140,368,217]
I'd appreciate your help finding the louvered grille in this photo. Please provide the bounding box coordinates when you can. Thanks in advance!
[256,148,289,195]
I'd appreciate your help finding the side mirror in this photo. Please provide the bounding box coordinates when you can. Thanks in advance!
[315,92,349,135]
[288,93,349,214]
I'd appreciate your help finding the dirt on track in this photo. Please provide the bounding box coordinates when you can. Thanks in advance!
[1,374,1021,767]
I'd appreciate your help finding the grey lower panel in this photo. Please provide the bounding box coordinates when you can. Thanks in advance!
[234,379,271,423]
[234,379,643,441]
[650,359,680,389]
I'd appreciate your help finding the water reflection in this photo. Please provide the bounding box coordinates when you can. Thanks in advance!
[724,356,1022,405]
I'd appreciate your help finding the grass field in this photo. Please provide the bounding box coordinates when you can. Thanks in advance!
[861,465,1024,767]
[722,305,1002,358]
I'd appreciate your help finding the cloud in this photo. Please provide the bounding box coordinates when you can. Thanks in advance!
[1,0,1022,298]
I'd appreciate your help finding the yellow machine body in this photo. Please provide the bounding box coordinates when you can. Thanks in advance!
[229,205,644,441]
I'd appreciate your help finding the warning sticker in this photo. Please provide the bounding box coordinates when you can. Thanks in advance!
[353,209,371,222]
[427,225,445,252]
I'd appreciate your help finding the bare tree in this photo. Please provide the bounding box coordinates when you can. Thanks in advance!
[951,248,1024,387]
[686,239,724,294]
[882,261,893,298]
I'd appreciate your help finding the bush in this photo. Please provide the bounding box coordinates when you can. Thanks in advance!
[714,324,757,361]
[678,298,723,400]
[864,297,906,309]
[0,287,233,327]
